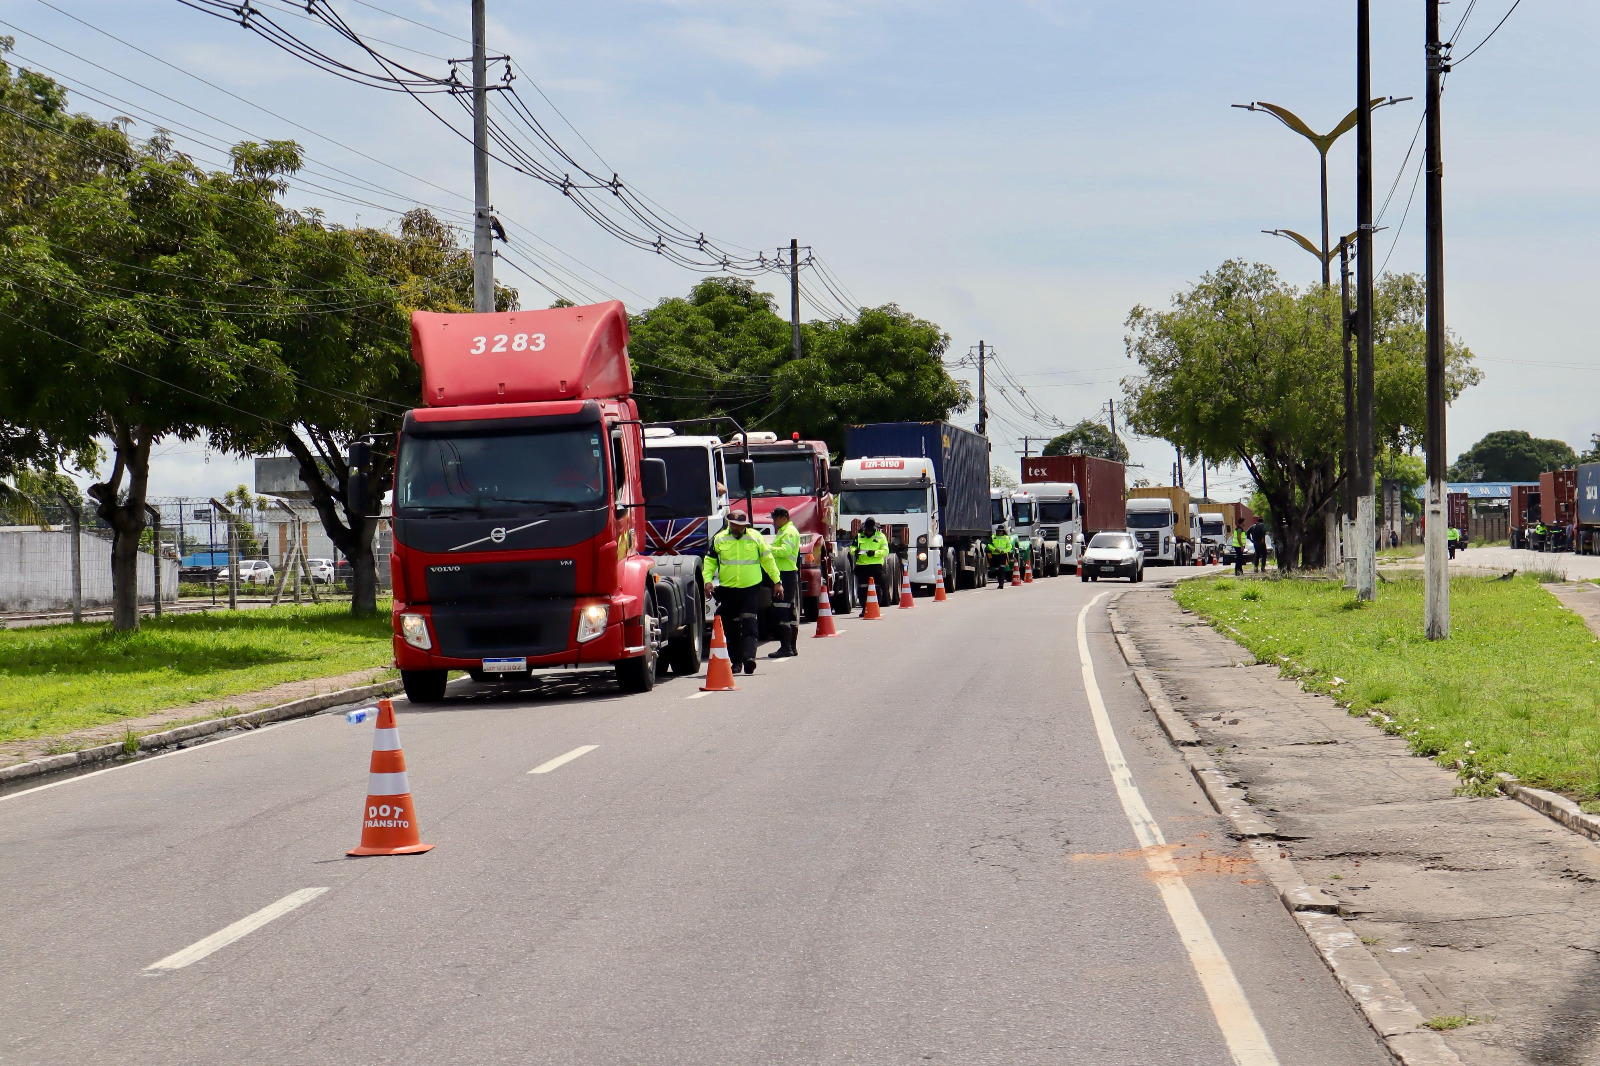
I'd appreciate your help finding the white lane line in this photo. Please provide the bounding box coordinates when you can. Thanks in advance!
[1075,593,1280,1065]
[528,744,599,775]
[0,724,282,806]
[684,691,711,700]
[144,887,328,972]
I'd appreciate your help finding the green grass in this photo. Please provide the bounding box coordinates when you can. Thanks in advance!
[1175,573,1600,798]
[0,603,393,744]
[1422,1014,1488,1032]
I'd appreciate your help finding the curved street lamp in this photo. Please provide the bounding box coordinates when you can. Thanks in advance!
[1234,97,1410,287]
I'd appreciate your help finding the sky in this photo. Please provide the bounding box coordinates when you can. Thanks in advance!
[1,0,1591,505]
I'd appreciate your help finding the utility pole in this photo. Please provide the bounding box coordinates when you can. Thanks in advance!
[471,0,494,313]
[1107,398,1116,440]
[1354,0,1377,601]
[976,341,987,438]
[1341,241,1357,588]
[1424,0,1450,639]
[1021,436,1048,459]
[789,238,802,361]
[1202,459,1208,500]
[1175,446,1185,489]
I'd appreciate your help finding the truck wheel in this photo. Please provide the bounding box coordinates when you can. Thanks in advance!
[615,593,661,693]
[668,593,703,677]
[401,669,449,704]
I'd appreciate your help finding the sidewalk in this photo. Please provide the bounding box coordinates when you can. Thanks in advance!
[1116,585,1600,1066]
[1381,545,1600,581]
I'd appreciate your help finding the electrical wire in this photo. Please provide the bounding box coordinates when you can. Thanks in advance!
[1454,0,1522,64]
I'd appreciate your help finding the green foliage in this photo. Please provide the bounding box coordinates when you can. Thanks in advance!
[0,466,79,526]
[0,602,393,744]
[1042,419,1128,462]
[1124,260,1480,569]
[1448,429,1577,482]
[1176,573,1600,798]
[628,277,968,454]
[1381,448,1426,518]
[991,465,1018,489]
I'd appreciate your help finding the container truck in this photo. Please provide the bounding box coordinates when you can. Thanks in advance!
[1126,486,1193,565]
[844,422,992,590]
[391,301,702,702]
[1541,469,1577,529]
[1510,483,1542,548]
[1020,455,1127,534]
[1578,464,1600,555]
[1010,488,1056,576]
[722,431,843,620]
[1021,482,1084,575]
[640,427,727,658]
[836,457,943,596]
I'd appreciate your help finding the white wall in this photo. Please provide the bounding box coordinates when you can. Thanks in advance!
[0,528,179,613]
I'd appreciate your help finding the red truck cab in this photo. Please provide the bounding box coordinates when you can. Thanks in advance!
[390,301,675,701]
[723,432,840,621]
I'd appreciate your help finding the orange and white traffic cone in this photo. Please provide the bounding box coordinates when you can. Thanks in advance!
[862,578,882,620]
[898,576,915,609]
[814,588,840,637]
[701,614,738,690]
[1023,557,1034,583]
[1011,561,1022,587]
[349,699,433,857]
[933,561,948,602]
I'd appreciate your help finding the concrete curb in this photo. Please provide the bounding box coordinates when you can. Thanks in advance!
[1497,774,1600,842]
[0,678,403,787]
[1106,595,1463,1066]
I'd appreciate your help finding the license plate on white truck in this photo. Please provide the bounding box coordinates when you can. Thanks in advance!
[481,657,527,673]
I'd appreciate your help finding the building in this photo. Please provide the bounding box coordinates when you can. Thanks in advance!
[254,456,391,588]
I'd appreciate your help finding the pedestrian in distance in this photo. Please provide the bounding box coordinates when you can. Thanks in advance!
[766,506,801,659]
[702,508,780,675]
[1447,525,1460,560]
[1390,528,1400,549]
[851,517,890,617]
[1229,524,1248,576]
[1247,518,1268,573]
[988,524,1016,587]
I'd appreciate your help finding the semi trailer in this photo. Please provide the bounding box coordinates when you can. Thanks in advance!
[1019,455,1127,534]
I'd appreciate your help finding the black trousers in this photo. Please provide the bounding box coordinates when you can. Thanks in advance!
[1250,540,1266,571]
[1233,546,1246,575]
[715,585,762,664]
[768,570,800,648]
[856,563,886,609]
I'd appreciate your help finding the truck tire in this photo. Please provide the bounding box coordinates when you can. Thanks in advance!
[668,592,703,677]
[615,592,661,693]
[401,669,449,704]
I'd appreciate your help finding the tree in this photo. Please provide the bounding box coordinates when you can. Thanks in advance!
[1042,420,1128,462]
[1447,430,1576,482]
[1122,260,1480,570]
[221,484,269,559]
[0,61,291,629]
[991,465,1018,489]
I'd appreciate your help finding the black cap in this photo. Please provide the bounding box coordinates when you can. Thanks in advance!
[771,506,790,519]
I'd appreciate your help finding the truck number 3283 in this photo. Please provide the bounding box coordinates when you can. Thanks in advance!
[470,333,546,354]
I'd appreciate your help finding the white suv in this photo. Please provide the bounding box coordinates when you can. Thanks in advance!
[307,558,334,584]
[217,560,275,586]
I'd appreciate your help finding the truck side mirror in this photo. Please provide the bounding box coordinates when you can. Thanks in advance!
[827,467,842,494]
[739,459,756,489]
[641,458,669,501]
[347,440,372,517]
[936,485,948,506]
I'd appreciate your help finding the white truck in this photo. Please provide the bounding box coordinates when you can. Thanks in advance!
[837,457,929,594]
[1125,490,1192,566]
[1023,482,1084,575]
[642,427,728,658]
[1009,489,1053,577]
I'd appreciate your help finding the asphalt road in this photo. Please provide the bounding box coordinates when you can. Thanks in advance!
[0,571,1390,1065]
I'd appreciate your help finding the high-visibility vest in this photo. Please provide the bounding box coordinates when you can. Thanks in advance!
[1448,527,1460,542]
[989,534,1014,555]
[1230,528,1247,548]
[769,522,801,572]
[853,530,889,566]
[702,528,780,588]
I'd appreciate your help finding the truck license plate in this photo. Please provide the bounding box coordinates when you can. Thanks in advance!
[481,657,527,673]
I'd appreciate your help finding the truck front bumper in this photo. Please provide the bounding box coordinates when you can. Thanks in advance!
[392,592,640,672]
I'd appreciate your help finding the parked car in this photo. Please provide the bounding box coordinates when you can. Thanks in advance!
[1080,531,1144,583]
[216,559,275,587]
[307,558,334,584]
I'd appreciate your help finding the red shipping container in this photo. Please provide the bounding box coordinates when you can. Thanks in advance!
[1540,469,1576,525]
[1510,485,1542,527]
[1020,455,1126,533]
[1448,492,1469,531]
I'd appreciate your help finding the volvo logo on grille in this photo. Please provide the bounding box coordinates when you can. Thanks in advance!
[490,527,507,543]
[428,565,462,572]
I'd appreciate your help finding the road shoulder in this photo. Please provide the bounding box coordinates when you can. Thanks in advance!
[1113,584,1600,1066]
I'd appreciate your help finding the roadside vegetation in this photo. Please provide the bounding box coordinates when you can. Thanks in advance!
[1176,574,1600,798]
[0,603,393,744]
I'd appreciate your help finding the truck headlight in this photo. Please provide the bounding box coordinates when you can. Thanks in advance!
[399,612,431,650]
[917,550,928,564]
[577,603,609,643]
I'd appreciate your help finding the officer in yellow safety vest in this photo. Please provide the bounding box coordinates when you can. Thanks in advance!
[851,517,890,617]
[703,509,780,674]
[1229,524,1248,575]
[766,506,802,659]
[988,525,1016,588]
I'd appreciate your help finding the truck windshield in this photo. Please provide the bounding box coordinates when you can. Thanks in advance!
[990,499,1008,524]
[1126,511,1173,529]
[726,455,815,498]
[396,425,607,512]
[1201,519,1225,536]
[645,447,714,519]
[1038,499,1076,522]
[840,488,929,515]
[1013,501,1034,524]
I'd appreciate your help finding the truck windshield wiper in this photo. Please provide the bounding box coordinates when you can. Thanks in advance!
[477,496,589,511]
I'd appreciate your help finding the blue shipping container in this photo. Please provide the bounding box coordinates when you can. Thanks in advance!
[844,422,991,539]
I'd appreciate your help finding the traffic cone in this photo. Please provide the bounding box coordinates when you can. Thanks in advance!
[862,578,882,620]
[1023,557,1034,583]
[898,576,915,609]
[814,588,840,637]
[1011,562,1022,587]
[933,561,948,602]
[701,614,738,690]
[349,699,433,857]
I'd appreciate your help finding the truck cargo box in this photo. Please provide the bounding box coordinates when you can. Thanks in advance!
[1540,469,1576,525]
[1510,484,1542,528]
[845,422,990,538]
[1579,464,1600,527]
[1448,492,1469,531]
[1128,486,1193,540]
[1020,455,1126,533]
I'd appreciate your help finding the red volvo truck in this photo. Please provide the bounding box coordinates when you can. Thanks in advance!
[389,301,702,702]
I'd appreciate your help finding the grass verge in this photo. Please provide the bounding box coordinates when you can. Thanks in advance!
[0,602,393,745]
[1175,574,1600,798]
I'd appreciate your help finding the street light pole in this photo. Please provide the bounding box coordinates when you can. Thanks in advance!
[1355,0,1377,602]
[1424,0,1450,639]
